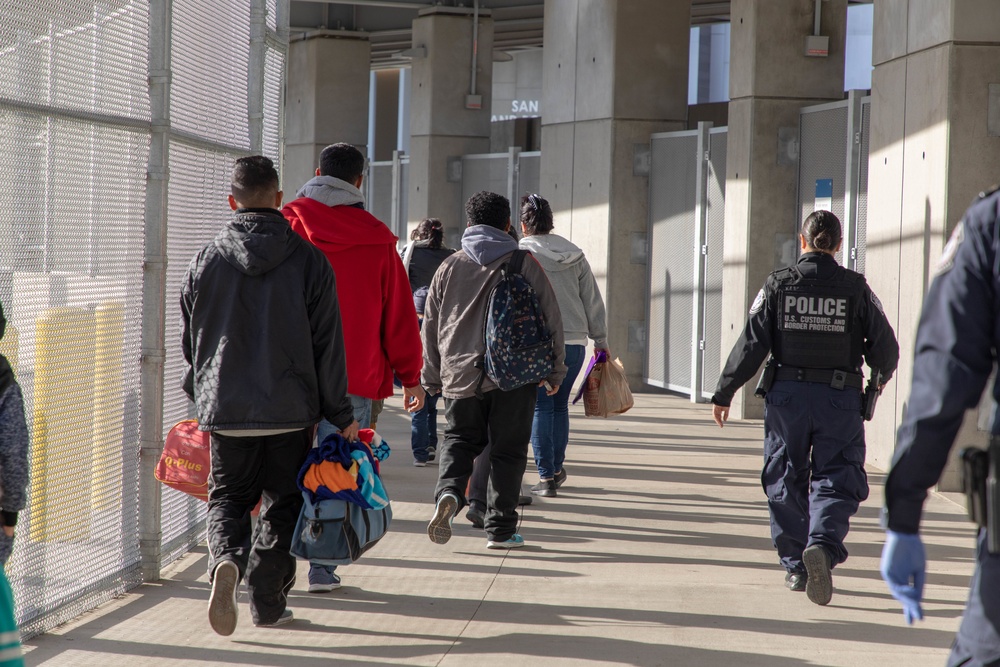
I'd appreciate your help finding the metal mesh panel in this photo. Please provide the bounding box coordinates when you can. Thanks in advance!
[262,46,284,166]
[171,0,250,147]
[855,100,871,275]
[798,103,848,264]
[0,0,151,121]
[161,142,242,562]
[462,155,509,225]
[0,0,149,636]
[701,129,727,399]
[266,0,278,30]
[646,132,698,392]
[517,152,541,201]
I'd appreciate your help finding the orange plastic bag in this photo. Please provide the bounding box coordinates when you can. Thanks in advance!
[155,419,261,514]
[582,354,634,418]
[155,420,210,500]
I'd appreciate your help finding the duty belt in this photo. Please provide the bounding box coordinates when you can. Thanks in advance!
[774,366,863,390]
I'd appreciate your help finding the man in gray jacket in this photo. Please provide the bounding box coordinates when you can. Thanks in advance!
[181,156,357,635]
[423,191,566,549]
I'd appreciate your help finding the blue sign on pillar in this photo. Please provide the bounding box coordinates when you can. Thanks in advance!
[814,178,833,212]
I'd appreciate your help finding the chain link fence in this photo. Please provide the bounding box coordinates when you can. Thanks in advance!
[0,0,288,637]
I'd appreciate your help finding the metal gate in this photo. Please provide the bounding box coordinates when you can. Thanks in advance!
[797,91,871,273]
[462,149,541,227]
[645,123,727,400]
[366,151,410,243]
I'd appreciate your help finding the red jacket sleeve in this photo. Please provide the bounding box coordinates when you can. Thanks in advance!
[381,245,424,388]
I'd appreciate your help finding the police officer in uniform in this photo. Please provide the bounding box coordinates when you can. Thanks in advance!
[711,210,899,606]
[880,187,1000,666]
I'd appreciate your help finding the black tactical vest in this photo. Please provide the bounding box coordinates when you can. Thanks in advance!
[773,266,865,371]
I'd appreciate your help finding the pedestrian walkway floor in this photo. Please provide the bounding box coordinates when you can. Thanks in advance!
[23,394,974,666]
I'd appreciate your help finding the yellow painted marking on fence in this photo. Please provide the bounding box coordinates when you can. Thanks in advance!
[91,301,125,511]
[30,308,96,543]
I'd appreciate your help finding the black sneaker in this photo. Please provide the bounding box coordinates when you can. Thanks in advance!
[803,545,833,605]
[784,571,807,592]
[466,505,485,529]
[426,447,436,462]
[554,468,567,489]
[531,479,557,497]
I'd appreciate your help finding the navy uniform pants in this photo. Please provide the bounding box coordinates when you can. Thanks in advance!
[762,380,869,573]
[947,531,1000,667]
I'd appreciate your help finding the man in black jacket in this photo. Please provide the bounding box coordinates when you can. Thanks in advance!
[180,156,357,635]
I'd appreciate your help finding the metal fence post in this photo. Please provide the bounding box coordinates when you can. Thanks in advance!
[391,150,403,239]
[249,0,268,153]
[507,146,521,214]
[843,90,864,271]
[140,0,173,583]
[690,121,713,403]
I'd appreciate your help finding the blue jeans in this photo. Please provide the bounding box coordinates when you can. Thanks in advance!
[312,394,372,576]
[410,392,440,462]
[316,394,372,444]
[531,344,586,480]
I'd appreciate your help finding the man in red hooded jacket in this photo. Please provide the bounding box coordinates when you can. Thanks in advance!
[283,142,425,593]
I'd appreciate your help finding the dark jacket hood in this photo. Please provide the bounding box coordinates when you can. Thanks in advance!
[215,209,299,277]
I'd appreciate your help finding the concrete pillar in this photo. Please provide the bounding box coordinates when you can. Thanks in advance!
[866,0,1000,481]
[284,33,370,194]
[539,0,691,385]
[722,0,848,419]
[408,7,494,243]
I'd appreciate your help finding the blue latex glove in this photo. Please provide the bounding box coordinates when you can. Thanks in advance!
[880,530,926,624]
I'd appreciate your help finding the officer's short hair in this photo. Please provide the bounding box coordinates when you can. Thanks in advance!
[802,210,842,252]
[466,191,510,230]
[231,155,279,206]
[319,143,365,183]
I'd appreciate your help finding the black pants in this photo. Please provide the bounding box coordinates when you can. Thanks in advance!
[208,429,311,625]
[947,531,1000,667]
[436,385,536,542]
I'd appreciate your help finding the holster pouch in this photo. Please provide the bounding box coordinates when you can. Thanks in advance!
[961,438,1000,555]
[754,358,777,398]
[861,369,883,422]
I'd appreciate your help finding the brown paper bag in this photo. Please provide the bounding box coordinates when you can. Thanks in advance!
[583,357,634,417]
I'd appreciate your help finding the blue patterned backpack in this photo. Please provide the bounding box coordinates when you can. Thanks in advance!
[476,249,554,396]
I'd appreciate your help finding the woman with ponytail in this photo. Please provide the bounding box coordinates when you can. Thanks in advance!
[401,218,456,465]
[518,193,609,498]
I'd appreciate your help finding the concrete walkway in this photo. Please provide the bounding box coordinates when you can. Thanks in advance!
[24,394,976,666]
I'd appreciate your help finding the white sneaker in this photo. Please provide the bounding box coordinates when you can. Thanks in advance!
[427,492,460,544]
[208,561,240,636]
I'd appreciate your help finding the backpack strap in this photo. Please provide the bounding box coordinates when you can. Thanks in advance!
[507,249,528,276]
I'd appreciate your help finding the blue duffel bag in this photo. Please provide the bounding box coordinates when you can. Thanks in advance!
[290,493,392,566]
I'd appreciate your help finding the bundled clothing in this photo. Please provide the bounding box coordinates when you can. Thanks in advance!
[298,430,390,510]
[283,177,422,400]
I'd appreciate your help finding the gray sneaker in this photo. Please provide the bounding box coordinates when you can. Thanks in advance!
[427,492,460,544]
[208,561,240,636]
[255,609,294,628]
